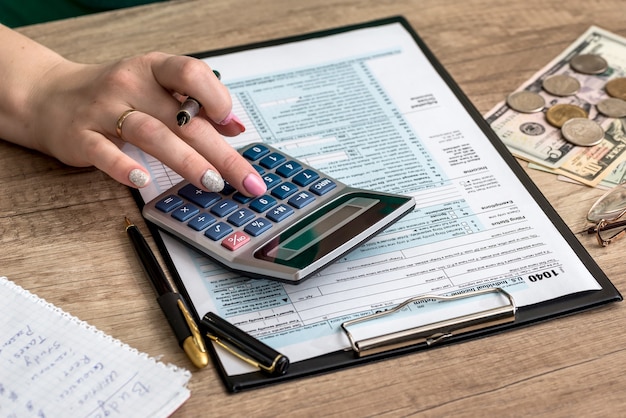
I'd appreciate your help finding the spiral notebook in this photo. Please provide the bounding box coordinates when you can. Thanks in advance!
[0,276,191,418]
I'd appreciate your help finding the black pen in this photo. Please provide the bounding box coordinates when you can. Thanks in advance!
[200,312,290,377]
[176,69,221,127]
[124,217,209,368]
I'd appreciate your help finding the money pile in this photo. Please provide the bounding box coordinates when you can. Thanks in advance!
[486,26,626,188]
[505,54,626,147]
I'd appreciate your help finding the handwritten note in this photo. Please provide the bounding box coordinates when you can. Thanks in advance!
[0,277,191,418]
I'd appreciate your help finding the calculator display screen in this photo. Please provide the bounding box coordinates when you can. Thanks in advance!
[255,192,407,269]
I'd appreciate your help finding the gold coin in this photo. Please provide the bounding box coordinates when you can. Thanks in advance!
[605,77,626,100]
[545,104,588,128]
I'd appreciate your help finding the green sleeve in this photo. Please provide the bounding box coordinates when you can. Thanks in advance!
[0,0,163,27]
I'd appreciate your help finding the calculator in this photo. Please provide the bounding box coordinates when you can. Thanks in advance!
[142,143,415,284]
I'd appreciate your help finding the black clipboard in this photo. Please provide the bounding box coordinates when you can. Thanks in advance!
[131,16,621,392]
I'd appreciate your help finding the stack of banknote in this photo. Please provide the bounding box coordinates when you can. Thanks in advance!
[486,26,626,188]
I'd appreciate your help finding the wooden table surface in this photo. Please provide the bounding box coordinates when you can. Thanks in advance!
[4,0,626,416]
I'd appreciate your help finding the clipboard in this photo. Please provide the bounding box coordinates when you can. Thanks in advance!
[131,16,621,392]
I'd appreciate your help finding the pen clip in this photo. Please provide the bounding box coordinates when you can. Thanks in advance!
[177,299,207,355]
[204,333,282,374]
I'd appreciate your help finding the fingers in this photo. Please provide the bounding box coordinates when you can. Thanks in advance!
[115,109,266,196]
[82,130,151,189]
[151,54,233,125]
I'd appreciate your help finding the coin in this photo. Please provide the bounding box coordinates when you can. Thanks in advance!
[570,54,608,74]
[542,74,580,96]
[605,77,626,100]
[597,97,626,118]
[561,118,604,146]
[506,91,545,113]
[545,104,588,127]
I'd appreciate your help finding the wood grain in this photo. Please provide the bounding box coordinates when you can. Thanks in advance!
[2,0,625,416]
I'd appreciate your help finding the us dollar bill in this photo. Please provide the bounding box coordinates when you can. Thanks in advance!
[485,26,626,186]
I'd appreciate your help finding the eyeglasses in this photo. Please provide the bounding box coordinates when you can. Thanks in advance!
[583,182,626,246]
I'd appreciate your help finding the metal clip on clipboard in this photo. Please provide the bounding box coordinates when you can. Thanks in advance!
[341,288,516,357]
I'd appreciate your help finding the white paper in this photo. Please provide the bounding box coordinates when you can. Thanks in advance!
[126,22,601,375]
[0,277,191,417]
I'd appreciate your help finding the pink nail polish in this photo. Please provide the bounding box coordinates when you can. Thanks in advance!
[219,112,246,131]
[243,173,266,196]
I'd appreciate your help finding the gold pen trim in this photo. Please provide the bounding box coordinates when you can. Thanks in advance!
[205,333,283,374]
[177,299,209,368]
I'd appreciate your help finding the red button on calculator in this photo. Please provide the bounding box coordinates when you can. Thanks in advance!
[221,231,251,251]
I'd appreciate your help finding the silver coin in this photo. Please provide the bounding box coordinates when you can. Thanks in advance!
[542,74,580,96]
[506,91,545,113]
[597,97,626,118]
[570,54,608,75]
[561,118,605,146]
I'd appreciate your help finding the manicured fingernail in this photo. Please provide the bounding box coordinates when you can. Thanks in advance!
[129,168,150,188]
[219,112,246,131]
[201,169,225,192]
[243,172,267,196]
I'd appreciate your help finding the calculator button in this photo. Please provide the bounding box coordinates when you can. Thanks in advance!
[260,152,286,169]
[178,184,221,208]
[266,204,294,222]
[233,192,253,204]
[310,178,337,196]
[271,182,299,199]
[221,183,236,195]
[205,222,232,241]
[244,218,273,237]
[288,191,315,209]
[250,195,277,212]
[262,173,282,189]
[155,195,184,213]
[171,203,200,222]
[221,231,251,251]
[187,213,216,231]
[276,161,303,177]
[227,208,256,227]
[252,164,265,175]
[210,199,239,217]
[292,169,319,186]
[243,144,270,161]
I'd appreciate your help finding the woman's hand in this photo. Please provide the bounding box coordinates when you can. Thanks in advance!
[0,25,266,196]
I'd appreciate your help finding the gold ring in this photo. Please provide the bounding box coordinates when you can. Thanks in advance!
[115,109,137,140]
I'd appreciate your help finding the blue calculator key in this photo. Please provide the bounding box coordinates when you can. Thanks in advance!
[243,144,270,161]
[210,199,239,217]
[250,195,277,212]
[204,222,232,241]
[266,204,294,222]
[171,203,200,222]
[260,152,286,169]
[252,164,265,175]
[288,191,315,209]
[276,160,303,177]
[155,195,184,213]
[271,182,299,199]
[233,192,253,203]
[178,184,221,208]
[221,182,236,195]
[262,173,282,189]
[310,178,337,196]
[292,169,319,186]
[227,208,256,227]
[244,218,273,237]
[187,213,216,231]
